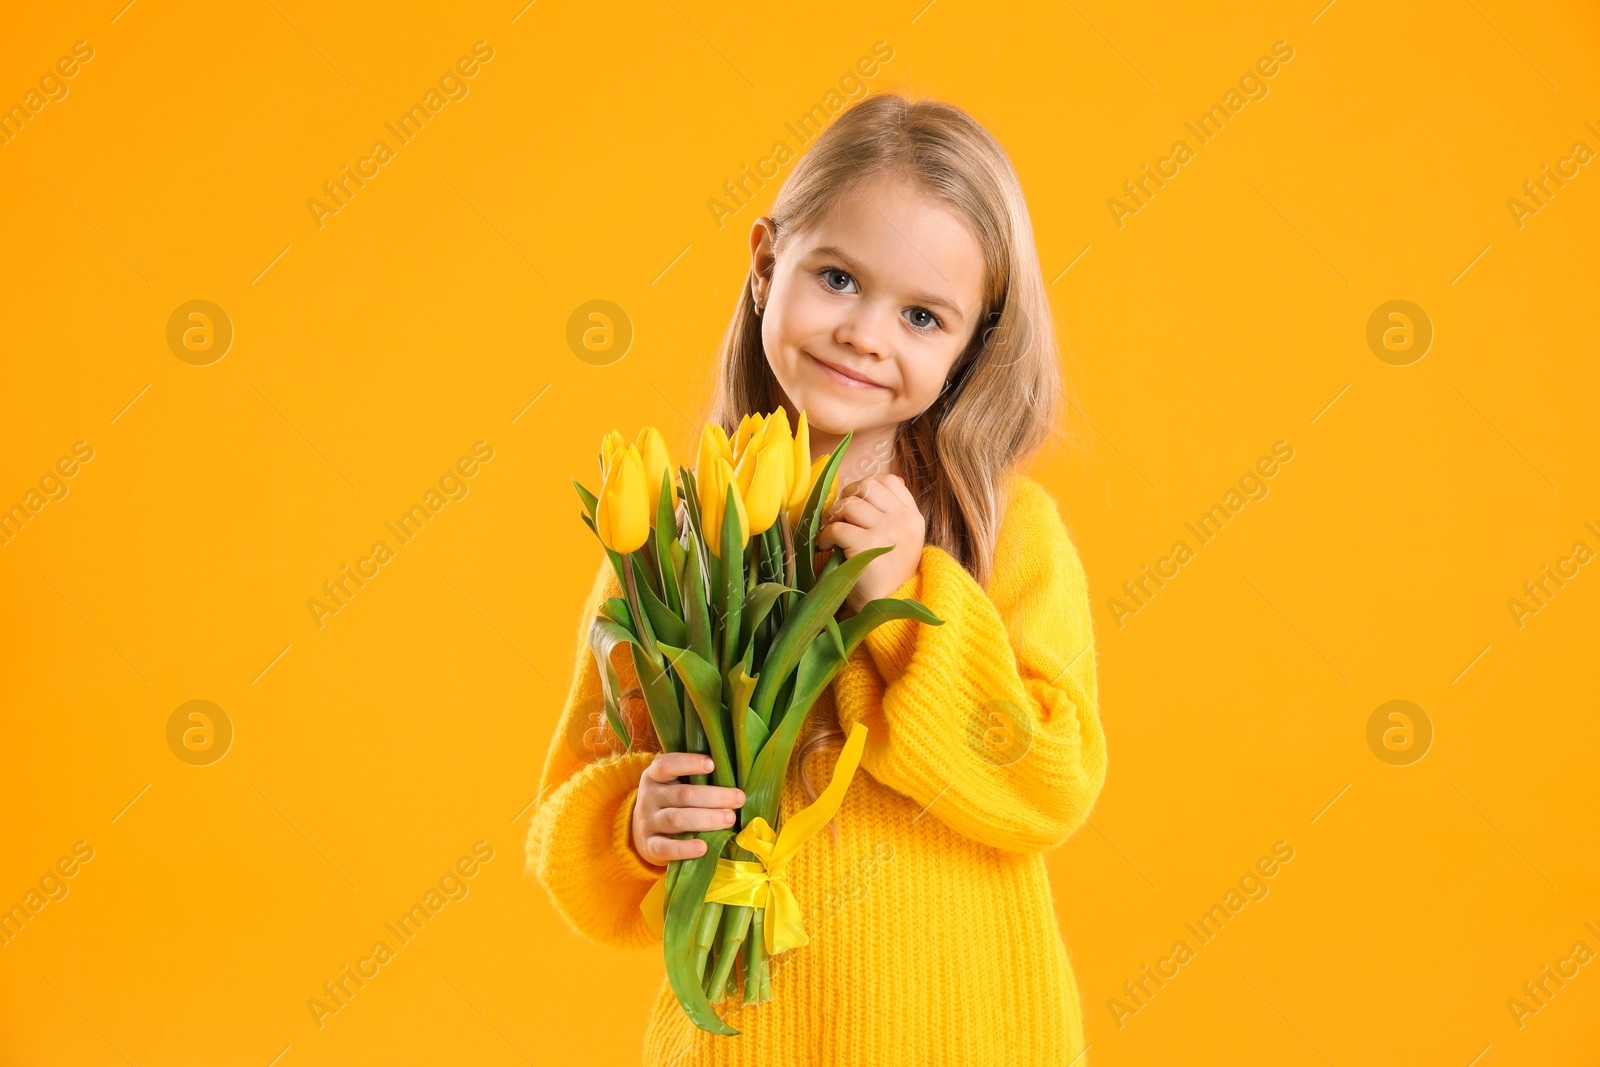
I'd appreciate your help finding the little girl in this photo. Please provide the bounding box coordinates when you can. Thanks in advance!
[527,91,1107,1065]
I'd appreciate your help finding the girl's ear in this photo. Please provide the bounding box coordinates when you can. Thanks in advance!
[749,216,779,305]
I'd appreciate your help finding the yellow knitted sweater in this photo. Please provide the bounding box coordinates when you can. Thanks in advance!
[526,469,1107,1065]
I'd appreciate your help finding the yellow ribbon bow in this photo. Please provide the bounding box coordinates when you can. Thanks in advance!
[640,721,868,956]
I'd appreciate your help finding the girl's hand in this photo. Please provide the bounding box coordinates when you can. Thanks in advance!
[632,753,746,864]
[816,474,926,619]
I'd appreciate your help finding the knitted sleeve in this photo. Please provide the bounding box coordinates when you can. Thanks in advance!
[831,471,1108,854]
[524,556,667,950]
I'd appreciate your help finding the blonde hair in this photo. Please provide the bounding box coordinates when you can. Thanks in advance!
[701,91,1069,836]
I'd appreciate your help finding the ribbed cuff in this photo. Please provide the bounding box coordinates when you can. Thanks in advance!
[614,783,669,882]
[860,545,938,679]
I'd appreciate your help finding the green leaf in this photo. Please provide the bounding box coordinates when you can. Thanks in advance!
[682,539,715,667]
[635,566,687,650]
[839,596,944,647]
[743,594,939,825]
[824,615,845,661]
[793,435,851,592]
[748,545,892,726]
[663,829,740,1035]
[718,481,744,675]
[600,597,633,629]
[727,646,762,786]
[737,581,792,663]
[656,643,735,789]
[655,468,682,617]
[587,616,637,751]
[743,637,847,828]
[628,641,685,754]
[573,477,599,523]
[679,466,714,601]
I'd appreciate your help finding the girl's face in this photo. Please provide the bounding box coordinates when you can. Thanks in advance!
[749,174,986,449]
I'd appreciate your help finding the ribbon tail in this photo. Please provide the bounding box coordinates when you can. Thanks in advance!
[764,878,808,955]
[640,874,667,937]
[766,721,869,870]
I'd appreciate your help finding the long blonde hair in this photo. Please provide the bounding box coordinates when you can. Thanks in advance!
[701,91,1069,830]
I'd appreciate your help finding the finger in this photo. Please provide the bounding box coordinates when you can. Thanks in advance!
[853,477,899,512]
[882,474,917,509]
[657,805,740,833]
[644,751,716,783]
[827,496,884,530]
[817,520,869,553]
[644,834,709,862]
[666,783,747,809]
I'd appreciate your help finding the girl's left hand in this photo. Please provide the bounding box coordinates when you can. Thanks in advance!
[816,474,925,619]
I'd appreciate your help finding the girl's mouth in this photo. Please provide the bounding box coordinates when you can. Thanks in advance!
[806,351,887,391]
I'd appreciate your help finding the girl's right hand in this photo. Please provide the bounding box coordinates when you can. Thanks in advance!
[632,752,746,864]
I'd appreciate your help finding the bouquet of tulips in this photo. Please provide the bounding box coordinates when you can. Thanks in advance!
[573,407,941,1035]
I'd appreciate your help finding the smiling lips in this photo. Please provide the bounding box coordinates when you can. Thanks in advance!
[808,351,887,390]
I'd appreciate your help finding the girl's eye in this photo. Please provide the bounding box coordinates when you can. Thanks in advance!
[818,267,943,333]
[819,268,856,293]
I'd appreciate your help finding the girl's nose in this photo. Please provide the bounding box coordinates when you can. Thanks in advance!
[834,301,895,359]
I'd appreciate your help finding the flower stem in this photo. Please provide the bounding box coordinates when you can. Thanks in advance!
[705,904,752,1003]
[743,909,768,1003]
[692,900,724,981]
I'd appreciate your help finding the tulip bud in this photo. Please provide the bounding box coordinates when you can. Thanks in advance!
[599,429,626,481]
[785,410,812,515]
[787,454,838,528]
[735,411,791,535]
[698,454,749,559]
[596,443,651,553]
[731,413,765,466]
[634,426,677,521]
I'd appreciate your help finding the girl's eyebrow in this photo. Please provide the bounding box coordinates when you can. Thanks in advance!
[807,243,967,325]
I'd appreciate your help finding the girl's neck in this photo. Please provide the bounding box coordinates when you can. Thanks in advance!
[808,422,901,489]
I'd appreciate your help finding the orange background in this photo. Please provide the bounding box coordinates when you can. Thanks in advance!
[2,1,1597,1064]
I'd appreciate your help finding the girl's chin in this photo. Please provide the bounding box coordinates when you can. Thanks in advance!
[783,393,875,437]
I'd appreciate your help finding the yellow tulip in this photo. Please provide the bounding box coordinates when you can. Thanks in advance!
[634,426,677,520]
[599,429,626,480]
[734,410,791,535]
[785,409,811,516]
[698,454,749,559]
[787,454,839,528]
[731,413,764,465]
[595,443,651,553]
[699,422,733,474]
